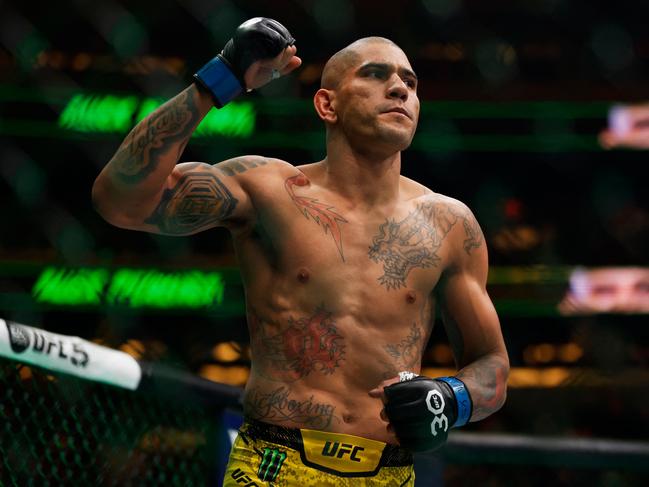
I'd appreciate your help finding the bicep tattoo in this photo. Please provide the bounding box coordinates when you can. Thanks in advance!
[145,170,238,234]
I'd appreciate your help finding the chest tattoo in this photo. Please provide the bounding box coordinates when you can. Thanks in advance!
[369,202,459,290]
[285,174,348,262]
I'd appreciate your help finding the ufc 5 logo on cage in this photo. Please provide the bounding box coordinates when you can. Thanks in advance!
[426,389,449,436]
[231,468,260,486]
[5,321,89,367]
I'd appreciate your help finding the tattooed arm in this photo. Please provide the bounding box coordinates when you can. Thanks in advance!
[437,202,509,422]
[91,85,238,233]
[92,37,301,235]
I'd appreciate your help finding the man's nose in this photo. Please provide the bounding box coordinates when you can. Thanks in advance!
[387,76,408,101]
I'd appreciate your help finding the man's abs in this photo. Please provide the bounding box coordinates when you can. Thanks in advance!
[241,303,434,442]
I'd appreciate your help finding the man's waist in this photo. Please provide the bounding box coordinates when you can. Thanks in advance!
[240,418,413,475]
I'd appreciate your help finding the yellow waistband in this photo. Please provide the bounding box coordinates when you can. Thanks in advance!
[299,428,386,475]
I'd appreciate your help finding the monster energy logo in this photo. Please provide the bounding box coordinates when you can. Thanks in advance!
[257,447,287,482]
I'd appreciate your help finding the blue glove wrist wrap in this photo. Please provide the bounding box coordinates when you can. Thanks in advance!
[193,55,243,108]
[437,376,472,428]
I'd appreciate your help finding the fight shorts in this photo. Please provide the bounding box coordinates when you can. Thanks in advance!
[223,419,414,486]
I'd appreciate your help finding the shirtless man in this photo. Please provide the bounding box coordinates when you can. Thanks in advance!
[92,18,509,486]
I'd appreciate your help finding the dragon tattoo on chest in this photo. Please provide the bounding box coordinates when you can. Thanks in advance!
[369,201,479,290]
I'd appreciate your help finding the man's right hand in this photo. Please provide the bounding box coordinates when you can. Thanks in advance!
[194,17,301,107]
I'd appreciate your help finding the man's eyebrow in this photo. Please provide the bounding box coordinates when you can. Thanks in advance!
[358,62,418,80]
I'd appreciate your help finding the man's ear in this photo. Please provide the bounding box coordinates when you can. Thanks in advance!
[313,88,337,124]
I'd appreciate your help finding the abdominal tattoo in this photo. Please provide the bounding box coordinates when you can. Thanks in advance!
[145,169,238,234]
[368,201,483,290]
[245,386,337,429]
[112,86,201,184]
[285,174,348,261]
[381,322,424,379]
[249,308,346,382]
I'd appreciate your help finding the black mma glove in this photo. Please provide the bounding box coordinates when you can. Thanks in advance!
[194,17,295,108]
[383,376,472,452]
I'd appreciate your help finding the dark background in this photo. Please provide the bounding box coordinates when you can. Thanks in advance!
[1,0,649,484]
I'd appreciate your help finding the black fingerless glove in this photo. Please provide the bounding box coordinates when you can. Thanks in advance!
[384,376,472,452]
[194,17,295,108]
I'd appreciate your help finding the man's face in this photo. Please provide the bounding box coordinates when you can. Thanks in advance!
[332,42,420,154]
[569,268,649,313]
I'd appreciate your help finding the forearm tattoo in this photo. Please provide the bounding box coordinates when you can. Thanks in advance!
[248,307,346,382]
[111,86,202,184]
[456,355,508,421]
[245,386,338,429]
[144,170,238,234]
[381,322,424,378]
[285,174,348,261]
[217,157,268,176]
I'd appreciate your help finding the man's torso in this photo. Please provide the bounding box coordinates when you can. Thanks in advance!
[229,160,472,442]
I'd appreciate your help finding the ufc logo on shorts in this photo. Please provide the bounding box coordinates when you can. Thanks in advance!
[426,389,449,436]
[231,468,259,486]
[322,441,365,462]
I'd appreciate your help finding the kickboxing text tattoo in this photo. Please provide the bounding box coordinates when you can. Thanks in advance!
[111,86,201,183]
[245,386,338,429]
[249,308,346,382]
[285,174,348,261]
[145,168,238,234]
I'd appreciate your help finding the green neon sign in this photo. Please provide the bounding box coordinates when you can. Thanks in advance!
[106,269,224,308]
[32,267,225,309]
[32,267,108,306]
[57,93,255,138]
[58,94,139,133]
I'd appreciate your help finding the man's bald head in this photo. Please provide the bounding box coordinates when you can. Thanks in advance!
[321,37,401,90]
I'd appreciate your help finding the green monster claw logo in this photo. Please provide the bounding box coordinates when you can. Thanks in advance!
[257,447,287,482]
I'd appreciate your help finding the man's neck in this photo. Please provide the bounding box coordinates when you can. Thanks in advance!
[321,141,402,209]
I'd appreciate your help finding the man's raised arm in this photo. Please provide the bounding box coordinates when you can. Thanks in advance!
[91,18,301,234]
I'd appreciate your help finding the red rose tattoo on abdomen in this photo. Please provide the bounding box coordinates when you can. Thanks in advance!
[249,308,346,382]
